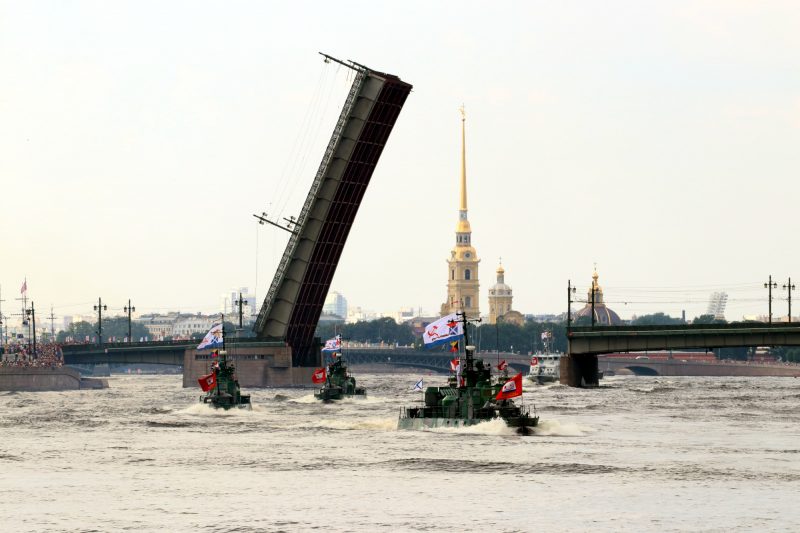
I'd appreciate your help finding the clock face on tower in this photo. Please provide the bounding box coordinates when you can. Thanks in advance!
[465,252,471,258]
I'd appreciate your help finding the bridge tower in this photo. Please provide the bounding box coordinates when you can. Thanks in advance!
[254,58,412,367]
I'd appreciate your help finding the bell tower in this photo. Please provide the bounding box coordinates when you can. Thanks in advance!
[441,106,480,317]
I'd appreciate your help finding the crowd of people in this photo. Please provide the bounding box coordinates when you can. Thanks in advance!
[0,343,64,368]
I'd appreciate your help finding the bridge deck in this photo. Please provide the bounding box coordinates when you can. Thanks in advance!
[568,323,800,356]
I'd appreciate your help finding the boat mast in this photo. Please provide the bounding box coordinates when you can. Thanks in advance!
[459,311,475,386]
[218,313,224,399]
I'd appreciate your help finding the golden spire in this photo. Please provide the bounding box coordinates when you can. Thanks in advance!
[459,104,467,211]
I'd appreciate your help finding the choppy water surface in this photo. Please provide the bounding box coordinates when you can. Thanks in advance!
[1,374,799,532]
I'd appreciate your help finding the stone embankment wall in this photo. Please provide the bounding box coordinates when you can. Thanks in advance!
[0,367,108,391]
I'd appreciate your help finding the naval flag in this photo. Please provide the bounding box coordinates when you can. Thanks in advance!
[322,335,341,353]
[412,378,424,391]
[197,322,223,350]
[422,313,463,349]
[496,373,523,400]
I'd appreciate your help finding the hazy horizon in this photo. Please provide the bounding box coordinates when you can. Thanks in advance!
[3,1,799,326]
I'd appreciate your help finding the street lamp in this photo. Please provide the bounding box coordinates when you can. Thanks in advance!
[124,299,135,343]
[234,293,249,332]
[566,280,577,334]
[25,302,36,356]
[764,276,778,324]
[783,278,795,323]
[94,297,107,345]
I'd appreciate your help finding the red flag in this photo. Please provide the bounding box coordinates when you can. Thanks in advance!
[496,373,523,400]
[312,367,326,384]
[198,372,217,392]
[449,358,460,372]
[497,360,508,371]
[449,340,458,353]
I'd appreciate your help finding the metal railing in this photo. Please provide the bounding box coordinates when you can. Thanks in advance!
[255,69,368,334]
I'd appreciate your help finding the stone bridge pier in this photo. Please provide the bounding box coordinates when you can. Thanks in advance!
[560,354,600,388]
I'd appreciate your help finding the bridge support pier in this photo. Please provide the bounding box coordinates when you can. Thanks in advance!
[561,354,599,388]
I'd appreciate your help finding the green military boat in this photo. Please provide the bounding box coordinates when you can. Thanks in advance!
[198,349,251,410]
[398,312,538,435]
[314,354,366,402]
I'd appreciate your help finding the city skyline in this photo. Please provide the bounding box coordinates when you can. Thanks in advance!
[3,2,799,322]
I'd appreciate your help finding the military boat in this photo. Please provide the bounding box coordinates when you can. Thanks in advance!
[398,312,538,435]
[198,349,251,409]
[197,319,251,410]
[314,353,366,402]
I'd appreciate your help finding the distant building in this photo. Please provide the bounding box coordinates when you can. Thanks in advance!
[706,292,728,320]
[575,269,623,326]
[172,314,217,338]
[346,306,377,324]
[487,262,524,326]
[323,291,348,319]
[136,312,182,339]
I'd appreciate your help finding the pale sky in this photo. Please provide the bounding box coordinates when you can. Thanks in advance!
[2,1,799,324]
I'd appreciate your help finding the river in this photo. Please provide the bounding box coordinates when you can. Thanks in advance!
[1,373,798,532]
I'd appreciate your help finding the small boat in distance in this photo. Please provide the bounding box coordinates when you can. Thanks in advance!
[313,348,366,402]
[197,319,251,409]
[527,330,562,384]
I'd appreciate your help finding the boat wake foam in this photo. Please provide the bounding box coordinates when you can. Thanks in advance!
[316,417,397,432]
[427,418,519,436]
[177,403,258,416]
[532,419,591,437]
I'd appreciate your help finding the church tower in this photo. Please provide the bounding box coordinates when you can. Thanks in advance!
[441,106,480,317]
[488,262,512,325]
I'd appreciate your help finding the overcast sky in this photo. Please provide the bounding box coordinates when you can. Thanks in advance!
[2,1,799,323]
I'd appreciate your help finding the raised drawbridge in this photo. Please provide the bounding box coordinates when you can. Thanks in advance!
[254,57,412,366]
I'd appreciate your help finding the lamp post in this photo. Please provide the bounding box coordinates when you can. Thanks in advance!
[764,276,777,324]
[94,297,107,345]
[234,293,248,333]
[566,280,577,334]
[26,302,36,356]
[124,299,135,343]
[783,278,795,323]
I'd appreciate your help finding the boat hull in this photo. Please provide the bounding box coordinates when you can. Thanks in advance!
[202,393,251,410]
[314,387,366,402]
[397,414,538,434]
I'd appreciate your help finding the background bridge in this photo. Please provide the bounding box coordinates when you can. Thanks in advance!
[565,323,800,386]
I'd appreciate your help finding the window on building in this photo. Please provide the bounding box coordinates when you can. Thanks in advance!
[465,269,471,280]
[451,270,455,280]
[465,296,472,308]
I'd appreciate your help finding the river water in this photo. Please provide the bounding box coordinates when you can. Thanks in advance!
[1,373,798,532]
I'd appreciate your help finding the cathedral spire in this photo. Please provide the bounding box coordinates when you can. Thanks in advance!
[456,106,471,236]
[459,104,467,212]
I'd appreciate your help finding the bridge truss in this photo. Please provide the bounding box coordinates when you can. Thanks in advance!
[254,59,412,366]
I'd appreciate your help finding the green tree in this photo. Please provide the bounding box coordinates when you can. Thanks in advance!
[57,321,95,343]
[692,314,727,325]
[631,313,685,326]
[315,317,415,345]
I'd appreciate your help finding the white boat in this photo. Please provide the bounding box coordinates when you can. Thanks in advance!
[527,330,562,384]
[527,352,562,383]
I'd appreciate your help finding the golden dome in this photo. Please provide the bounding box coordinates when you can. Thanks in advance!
[496,263,505,274]
[456,218,472,233]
